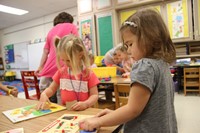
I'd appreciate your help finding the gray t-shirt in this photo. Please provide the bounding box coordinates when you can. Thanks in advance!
[124,58,177,133]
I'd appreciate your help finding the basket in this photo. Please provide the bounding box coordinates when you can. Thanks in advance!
[94,56,104,67]
[92,67,116,78]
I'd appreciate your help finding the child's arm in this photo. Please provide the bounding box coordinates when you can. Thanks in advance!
[79,82,151,131]
[0,83,18,97]
[36,81,58,110]
[71,86,98,111]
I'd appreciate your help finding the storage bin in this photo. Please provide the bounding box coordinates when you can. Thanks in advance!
[92,67,116,78]
[94,56,104,67]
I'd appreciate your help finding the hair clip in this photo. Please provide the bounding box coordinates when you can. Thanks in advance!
[124,21,137,27]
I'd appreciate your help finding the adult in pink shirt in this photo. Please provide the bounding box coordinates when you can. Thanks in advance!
[35,12,78,103]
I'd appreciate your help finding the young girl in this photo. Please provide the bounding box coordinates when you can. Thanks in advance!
[36,35,99,111]
[88,53,97,68]
[79,8,178,132]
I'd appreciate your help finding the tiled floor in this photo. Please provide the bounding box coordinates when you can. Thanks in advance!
[18,91,200,133]
[174,93,200,133]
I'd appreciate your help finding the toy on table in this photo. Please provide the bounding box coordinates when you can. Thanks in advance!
[38,114,97,133]
[99,76,111,82]
[2,103,66,123]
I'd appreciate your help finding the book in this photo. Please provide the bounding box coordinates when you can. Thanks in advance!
[38,114,97,133]
[2,103,66,123]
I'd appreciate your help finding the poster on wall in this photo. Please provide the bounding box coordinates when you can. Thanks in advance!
[4,44,14,64]
[167,0,189,39]
[80,16,94,54]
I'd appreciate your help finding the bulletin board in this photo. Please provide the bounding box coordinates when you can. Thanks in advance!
[166,0,190,39]
[79,16,94,54]
[96,12,114,55]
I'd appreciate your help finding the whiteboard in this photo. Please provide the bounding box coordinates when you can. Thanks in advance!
[12,42,29,69]
[28,42,45,71]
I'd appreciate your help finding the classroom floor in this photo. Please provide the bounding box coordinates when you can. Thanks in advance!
[16,91,200,133]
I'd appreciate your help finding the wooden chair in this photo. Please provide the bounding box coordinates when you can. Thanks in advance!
[183,67,200,96]
[20,71,40,100]
[114,83,130,109]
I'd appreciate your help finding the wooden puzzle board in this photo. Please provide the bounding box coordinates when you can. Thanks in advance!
[2,103,66,123]
[0,128,24,133]
[38,114,97,133]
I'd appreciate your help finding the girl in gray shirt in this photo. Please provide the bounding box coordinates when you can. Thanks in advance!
[79,8,178,133]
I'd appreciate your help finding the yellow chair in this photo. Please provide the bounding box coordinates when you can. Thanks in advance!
[183,67,200,96]
[114,83,130,109]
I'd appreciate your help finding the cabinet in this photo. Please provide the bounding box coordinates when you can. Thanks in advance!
[193,0,200,40]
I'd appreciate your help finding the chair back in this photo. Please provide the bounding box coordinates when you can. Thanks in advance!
[183,67,200,95]
[20,71,40,100]
[114,83,130,109]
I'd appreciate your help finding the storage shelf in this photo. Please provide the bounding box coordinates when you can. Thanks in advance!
[176,54,200,59]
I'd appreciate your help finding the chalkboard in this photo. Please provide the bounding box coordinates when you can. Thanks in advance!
[97,12,113,55]
[28,42,45,71]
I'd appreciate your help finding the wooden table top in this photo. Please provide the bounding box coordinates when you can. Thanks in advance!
[100,76,131,84]
[0,95,117,133]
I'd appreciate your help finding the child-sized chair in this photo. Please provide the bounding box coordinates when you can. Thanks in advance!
[20,71,40,100]
[114,83,130,109]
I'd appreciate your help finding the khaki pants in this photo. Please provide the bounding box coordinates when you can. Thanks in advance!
[39,77,60,104]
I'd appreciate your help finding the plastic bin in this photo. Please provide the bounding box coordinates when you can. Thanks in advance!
[92,67,116,78]
[94,56,104,67]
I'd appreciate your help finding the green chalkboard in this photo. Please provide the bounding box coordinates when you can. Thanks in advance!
[97,14,113,55]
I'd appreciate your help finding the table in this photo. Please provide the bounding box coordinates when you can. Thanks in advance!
[0,95,118,133]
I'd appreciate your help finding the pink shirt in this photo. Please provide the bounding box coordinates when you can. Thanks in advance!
[53,67,100,105]
[39,23,78,77]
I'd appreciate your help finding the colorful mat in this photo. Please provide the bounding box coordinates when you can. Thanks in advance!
[0,80,34,95]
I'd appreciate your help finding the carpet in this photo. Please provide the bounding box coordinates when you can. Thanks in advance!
[0,80,34,95]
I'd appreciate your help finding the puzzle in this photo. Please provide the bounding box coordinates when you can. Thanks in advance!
[2,103,66,123]
[0,128,24,133]
[38,114,97,133]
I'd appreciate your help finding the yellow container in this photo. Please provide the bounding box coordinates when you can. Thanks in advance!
[92,67,116,78]
[94,56,104,67]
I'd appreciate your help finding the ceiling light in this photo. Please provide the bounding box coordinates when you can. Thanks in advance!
[0,4,28,15]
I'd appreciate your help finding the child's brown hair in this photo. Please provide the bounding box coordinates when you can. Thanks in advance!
[120,8,176,64]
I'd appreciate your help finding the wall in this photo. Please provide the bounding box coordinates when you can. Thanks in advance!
[0,6,78,79]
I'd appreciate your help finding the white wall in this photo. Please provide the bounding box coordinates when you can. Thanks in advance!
[0,6,78,79]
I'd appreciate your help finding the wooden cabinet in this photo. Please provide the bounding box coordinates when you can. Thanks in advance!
[193,0,200,40]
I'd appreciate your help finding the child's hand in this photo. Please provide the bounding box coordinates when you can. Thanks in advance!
[70,101,89,111]
[10,88,18,97]
[79,117,101,131]
[36,93,50,110]
[95,108,113,117]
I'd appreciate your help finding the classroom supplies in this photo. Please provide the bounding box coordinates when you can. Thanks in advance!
[92,67,116,78]
[38,114,97,133]
[2,103,66,123]
[0,128,24,133]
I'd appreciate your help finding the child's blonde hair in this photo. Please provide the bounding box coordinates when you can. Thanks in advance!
[120,8,176,64]
[55,34,90,76]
